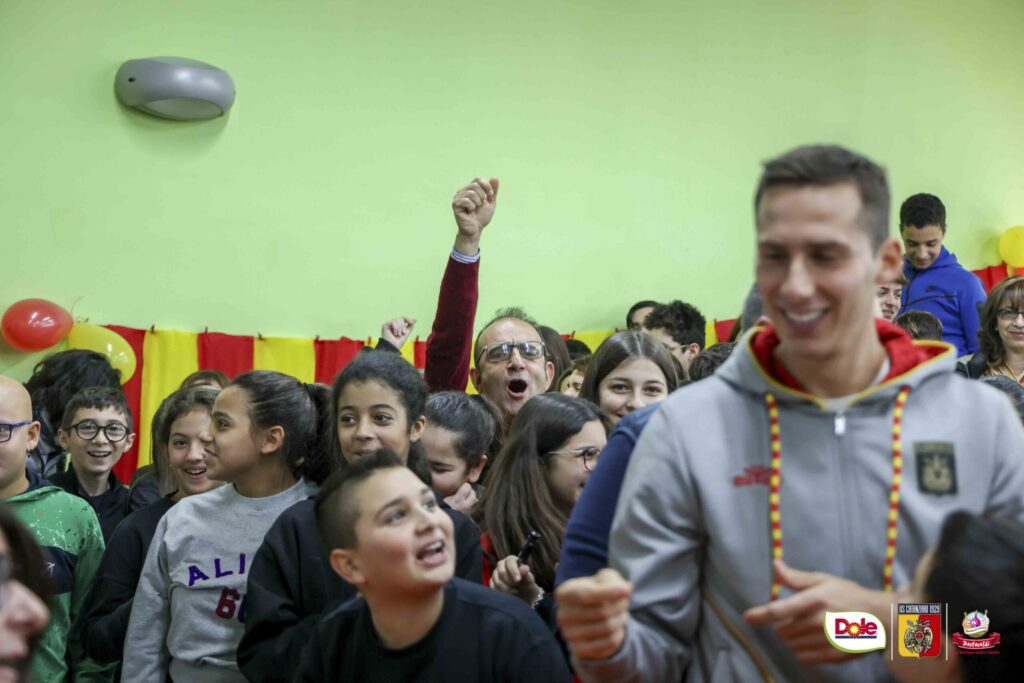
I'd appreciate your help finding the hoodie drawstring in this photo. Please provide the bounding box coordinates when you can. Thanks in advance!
[764,386,911,600]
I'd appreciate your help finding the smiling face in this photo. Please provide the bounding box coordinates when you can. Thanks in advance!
[996,297,1024,358]
[597,358,669,426]
[167,408,221,497]
[330,467,454,596]
[876,282,903,321]
[59,406,135,482]
[756,183,901,363]
[202,386,261,484]
[470,318,554,421]
[336,381,424,465]
[901,224,945,271]
[543,419,607,517]
[421,424,485,498]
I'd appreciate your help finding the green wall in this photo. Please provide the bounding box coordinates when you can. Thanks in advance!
[3,0,1023,377]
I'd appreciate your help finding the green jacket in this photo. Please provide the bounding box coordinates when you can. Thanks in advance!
[5,471,113,682]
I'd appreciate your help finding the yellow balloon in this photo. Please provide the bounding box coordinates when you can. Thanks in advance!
[67,323,137,383]
[999,226,1024,268]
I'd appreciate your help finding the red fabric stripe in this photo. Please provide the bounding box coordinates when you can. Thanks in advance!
[314,337,366,385]
[105,325,145,483]
[714,319,736,343]
[413,340,427,370]
[971,263,1009,293]
[198,332,254,379]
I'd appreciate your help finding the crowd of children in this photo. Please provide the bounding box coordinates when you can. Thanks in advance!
[2,146,1023,683]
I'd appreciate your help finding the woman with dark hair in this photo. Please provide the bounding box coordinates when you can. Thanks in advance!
[423,391,502,514]
[483,394,606,618]
[958,276,1024,380]
[888,511,1024,683]
[23,349,121,477]
[579,331,677,426]
[123,371,329,682]
[0,505,51,683]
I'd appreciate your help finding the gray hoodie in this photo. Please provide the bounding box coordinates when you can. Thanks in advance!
[122,478,318,683]
[575,331,1024,683]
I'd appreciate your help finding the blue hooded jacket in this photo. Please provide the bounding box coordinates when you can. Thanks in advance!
[902,246,986,355]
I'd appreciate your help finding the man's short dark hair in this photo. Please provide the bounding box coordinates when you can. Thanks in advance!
[473,306,543,363]
[899,193,946,230]
[643,300,706,349]
[688,342,736,381]
[61,386,134,432]
[893,310,944,341]
[626,300,660,329]
[755,144,890,249]
[315,448,405,552]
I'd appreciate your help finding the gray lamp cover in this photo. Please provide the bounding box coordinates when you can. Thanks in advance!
[115,57,235,120]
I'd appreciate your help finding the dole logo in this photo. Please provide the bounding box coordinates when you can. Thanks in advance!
[824,611,887,654]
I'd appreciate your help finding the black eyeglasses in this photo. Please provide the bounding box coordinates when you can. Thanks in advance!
[0,421,31,444]
[997,308,1024,322]
[475,341,546,365]
[546,446,602,472]
[69,421,129,442]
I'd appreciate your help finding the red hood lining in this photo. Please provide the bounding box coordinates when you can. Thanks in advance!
[749,319,948,393]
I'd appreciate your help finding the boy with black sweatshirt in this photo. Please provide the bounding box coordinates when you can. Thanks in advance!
[49,387,141,541]
[294,449,571,682]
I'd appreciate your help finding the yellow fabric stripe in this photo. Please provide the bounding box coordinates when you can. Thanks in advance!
[705,321,720,346]
[253,336,315,383]
[137,330,199,468]
[572,330,615,355]
[399,341,416,367]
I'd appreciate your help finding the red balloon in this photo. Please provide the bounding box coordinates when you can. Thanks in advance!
[1,299,73,352]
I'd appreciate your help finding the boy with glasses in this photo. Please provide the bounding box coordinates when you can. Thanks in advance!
[642,300,706,379]
[0,376,110,682]
[50,387,139,542]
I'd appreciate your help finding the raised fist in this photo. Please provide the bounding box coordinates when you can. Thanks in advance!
[452,177,499,255]
[381,316,416,349]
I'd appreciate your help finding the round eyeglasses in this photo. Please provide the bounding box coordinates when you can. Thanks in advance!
[69,421,129,442]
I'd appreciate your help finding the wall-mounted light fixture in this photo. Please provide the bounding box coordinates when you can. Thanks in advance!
[115,57,235,121]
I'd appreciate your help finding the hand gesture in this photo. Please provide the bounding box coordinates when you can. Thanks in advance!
[381,316,416,349]
[489,554,541,605]
[555,568,632,660]
[443,482,478,514]
[452,177,499,255]
[743,559,885,664]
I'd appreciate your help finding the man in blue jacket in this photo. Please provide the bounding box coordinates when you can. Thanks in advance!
[900,193,986,355]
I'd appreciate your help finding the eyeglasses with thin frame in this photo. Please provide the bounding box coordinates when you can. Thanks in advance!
[69,421,129,443]
[0,421,32,444]
[475,341,546,366]
[997,308,1024,323]
[546,445,602,472]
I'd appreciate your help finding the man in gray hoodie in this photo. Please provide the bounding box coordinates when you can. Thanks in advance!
[557,145,1024,682]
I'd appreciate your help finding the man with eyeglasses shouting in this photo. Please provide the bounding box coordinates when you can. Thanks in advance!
[48,387,140,543]
[0,375,110,682]
[469,308,555,424]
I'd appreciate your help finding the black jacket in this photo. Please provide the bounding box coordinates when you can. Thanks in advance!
[48,468,145,542]
[956,352,990,379]
[238,497,482,683]
[78,495,177,678]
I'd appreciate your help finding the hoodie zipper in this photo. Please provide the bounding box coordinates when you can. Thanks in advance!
[834,411,846,436]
